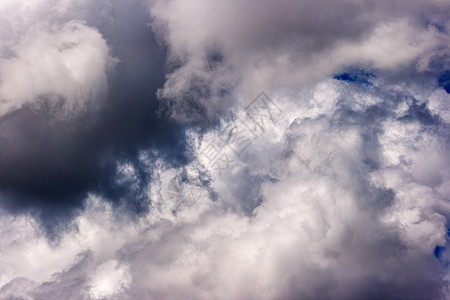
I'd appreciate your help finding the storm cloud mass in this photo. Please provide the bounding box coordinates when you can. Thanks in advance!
[0,0,450,299]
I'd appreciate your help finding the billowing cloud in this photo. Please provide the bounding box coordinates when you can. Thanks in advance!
[150,0,450,124]
[0,0,450,299]
[0,20,115,118]
[0,0,186,230]
[0,0,116,119]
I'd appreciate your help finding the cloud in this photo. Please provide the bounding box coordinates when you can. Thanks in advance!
[0,0,187,231]
[0,0,450,299]
[89,259,132,299]
[0,0,117,119]
[1,72,450,299]
[150,0,450,124]
[0,20,116,119]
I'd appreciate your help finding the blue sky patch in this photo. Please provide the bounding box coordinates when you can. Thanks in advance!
[434,245,449,268]
[438,71,450,93]
[333,69,375,86]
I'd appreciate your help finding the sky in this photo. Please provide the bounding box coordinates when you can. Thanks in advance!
[0,0,449,299]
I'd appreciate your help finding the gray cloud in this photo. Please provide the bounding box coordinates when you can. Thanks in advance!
[150,0,450,124]
[0,0,188,234]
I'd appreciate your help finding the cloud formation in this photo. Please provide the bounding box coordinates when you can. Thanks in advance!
[0,0,450,299]
[0,0,186,231]
[151,0,450,123]
[0,20,115,118]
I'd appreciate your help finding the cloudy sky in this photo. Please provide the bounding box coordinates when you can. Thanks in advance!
[0,0,449,299]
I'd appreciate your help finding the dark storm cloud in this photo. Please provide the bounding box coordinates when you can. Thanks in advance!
[0,0,187,232]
